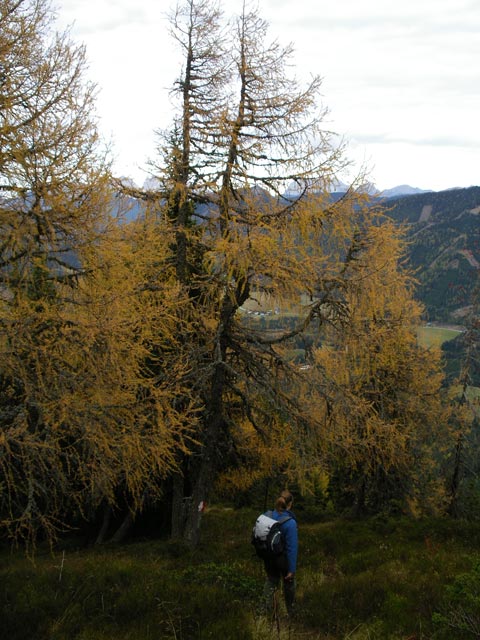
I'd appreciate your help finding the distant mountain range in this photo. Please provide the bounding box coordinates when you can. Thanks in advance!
[379,184,432,198]
[142,177,432,199]
[285,180,430,198]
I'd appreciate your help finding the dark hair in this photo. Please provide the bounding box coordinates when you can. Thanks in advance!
[275,490,293,512]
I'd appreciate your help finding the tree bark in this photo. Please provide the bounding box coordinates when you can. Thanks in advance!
[171,471,188,539]
[95,502,112,545]
[448,434,463,517]
[353,476,367,517]
[110,511,134,544]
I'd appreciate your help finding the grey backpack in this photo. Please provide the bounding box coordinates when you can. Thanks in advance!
[251,510,291,559]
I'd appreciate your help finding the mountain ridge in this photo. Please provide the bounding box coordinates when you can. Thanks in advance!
[379,184,432,198]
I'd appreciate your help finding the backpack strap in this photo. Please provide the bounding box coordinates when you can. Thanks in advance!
[261,511,293,526]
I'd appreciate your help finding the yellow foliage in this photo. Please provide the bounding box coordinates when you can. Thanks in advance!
[216,415,294,494]
[301,218,451,512]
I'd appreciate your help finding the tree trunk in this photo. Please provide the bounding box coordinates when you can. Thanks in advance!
[110,511,134,543]
[182,475,208,548]
[173,445,214,547]
[171,472,187,539]
[448,435,463,517]
[173,403,224,547]
[263,477,270,512]
[354,476,367,517]
[95,502,112,545]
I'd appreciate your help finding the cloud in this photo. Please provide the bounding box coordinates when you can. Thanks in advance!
[352,132,480,149]
[54,0,480,191]
[263,0,480,32]
[285,13,480,37]
[58,0,164,36]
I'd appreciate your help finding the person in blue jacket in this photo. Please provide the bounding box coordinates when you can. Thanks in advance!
[263,490,298,618]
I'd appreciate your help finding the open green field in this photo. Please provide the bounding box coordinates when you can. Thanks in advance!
[2,508,480,639]
[241,299,464,351]
[241,295,465,352]
[416,325,463,348]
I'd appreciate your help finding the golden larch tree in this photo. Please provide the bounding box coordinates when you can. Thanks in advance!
[0,0,196,547]
[144,0,382,545]
[309,217,451,515]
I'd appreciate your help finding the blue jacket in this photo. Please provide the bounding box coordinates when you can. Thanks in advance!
[270,509,298,573]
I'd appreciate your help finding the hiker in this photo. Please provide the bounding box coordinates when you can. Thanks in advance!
[262,490,298,618]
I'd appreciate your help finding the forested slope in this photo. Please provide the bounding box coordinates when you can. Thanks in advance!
[381,186,480,322]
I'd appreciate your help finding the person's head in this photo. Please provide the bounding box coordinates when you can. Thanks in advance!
[275,490,293,512]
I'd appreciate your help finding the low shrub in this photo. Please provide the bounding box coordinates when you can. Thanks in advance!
[2,511,480,639]
[432,557,480,639]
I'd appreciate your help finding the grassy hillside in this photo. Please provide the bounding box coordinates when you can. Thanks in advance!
[2,508,480,639]
[416,325,463,348]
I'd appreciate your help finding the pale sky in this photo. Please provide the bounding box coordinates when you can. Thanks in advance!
[56,0,480,192]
